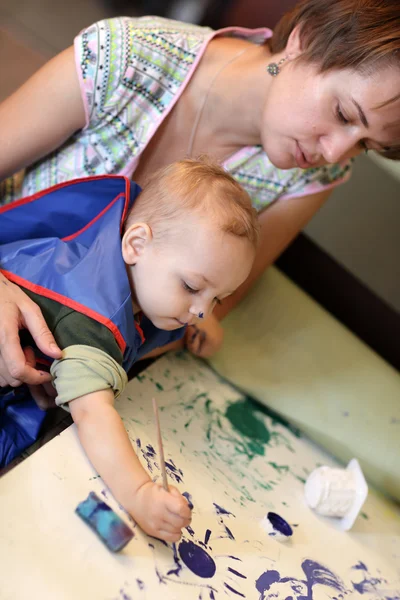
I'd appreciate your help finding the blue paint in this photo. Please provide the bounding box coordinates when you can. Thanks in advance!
[186,525,195,537]
[224,583,246,597]
[267,512,293,537]
[75,492,134,552]
[224,525,235,540]
[353,578,385,594]
[256,570,281,593]
[183,491,194,510]
[136,579,144,590]
[178,540,216,578]
[164,459,184,483]
[167,543,183,577]
[198,312,204,319]
[213,503,234,516]
[352,561,368,571]
[256,560,346,600]
[228,567,247,579]
[146,444,156,456]
[136,438,141,448]
[302,560,346,598]
[209,592,215,599]
[204,529,212,545]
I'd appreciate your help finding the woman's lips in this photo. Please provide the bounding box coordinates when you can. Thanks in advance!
[295,141,313,168]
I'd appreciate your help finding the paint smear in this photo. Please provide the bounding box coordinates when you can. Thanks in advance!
[178,540,216,578]
[256,559,346,599]
[225,399,271,453]
[213,503,235,516]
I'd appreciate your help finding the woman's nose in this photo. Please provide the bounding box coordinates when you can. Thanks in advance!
[320,131,360,164]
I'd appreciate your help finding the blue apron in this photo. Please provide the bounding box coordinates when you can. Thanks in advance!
[0,176,184,466]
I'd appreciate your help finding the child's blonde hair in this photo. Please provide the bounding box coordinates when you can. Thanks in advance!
[125,157,259,248]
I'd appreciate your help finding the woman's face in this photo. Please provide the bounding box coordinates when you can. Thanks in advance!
[261,59,400,170]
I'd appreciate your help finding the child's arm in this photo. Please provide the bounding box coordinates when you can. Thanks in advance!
[69,389,192,542]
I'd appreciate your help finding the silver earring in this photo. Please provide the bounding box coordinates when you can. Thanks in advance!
[266,56,287,76]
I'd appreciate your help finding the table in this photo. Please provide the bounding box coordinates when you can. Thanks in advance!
[1,352,399,599]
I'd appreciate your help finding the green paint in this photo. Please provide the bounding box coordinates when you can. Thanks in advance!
[225,399,271,452]
[243,396,302,438]
[360,511,369,520]
[268,462,289,475]
[155,382,164,391]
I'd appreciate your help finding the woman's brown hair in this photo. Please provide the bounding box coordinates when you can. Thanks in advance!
[271,0,400,160]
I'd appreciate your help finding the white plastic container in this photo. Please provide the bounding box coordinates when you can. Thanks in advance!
[304,458,368,530]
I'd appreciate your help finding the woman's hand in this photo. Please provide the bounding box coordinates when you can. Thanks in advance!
[0,273,62,386]
[185,314,224,358]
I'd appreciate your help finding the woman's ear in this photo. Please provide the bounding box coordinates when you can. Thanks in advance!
[285,24,304,60]
[122,222,152,265]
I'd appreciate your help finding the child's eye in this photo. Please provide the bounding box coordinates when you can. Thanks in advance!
[336,105,349,125]
[182,281,199,294]
[214,298,222,305]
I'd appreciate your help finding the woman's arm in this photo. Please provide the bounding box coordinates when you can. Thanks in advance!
[0,46,85,181]
[214,189,332,319]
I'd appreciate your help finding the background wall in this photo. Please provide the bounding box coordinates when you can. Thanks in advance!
[305,155,400,313]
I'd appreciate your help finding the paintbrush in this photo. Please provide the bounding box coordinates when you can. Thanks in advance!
[152,397,169,492]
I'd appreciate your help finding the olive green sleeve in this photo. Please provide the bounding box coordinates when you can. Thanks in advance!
[20,287,129,409]
[51,345,128,410]
[22,287,124,365]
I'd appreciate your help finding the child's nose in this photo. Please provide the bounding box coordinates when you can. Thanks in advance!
[189,304,208,320]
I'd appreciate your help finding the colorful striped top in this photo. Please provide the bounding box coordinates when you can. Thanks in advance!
[0,16,352,210]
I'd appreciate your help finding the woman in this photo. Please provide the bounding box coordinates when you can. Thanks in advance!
[0,0,399,387]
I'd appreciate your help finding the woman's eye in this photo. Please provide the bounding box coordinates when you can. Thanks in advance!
[182,281,198,294]
[336,106,349,125]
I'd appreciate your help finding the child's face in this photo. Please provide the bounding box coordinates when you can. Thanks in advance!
[124,214,255,330]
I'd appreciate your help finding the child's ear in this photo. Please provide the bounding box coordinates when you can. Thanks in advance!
[122,223,152,265]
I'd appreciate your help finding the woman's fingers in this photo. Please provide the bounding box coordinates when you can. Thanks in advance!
[21,303,61,359]
[0,274,61,385]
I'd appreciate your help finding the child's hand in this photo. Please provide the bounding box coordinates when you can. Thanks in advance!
[132,481,192,542]
[185,314,224,358]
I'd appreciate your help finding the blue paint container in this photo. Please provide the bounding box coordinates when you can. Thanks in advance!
[75,491,134,552]
[262,511,293,542]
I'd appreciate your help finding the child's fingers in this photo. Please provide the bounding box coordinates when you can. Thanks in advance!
[166,487,193,519]
[157,529,182,543]
[186,327,203,355]
[197,331,207,355]
[163,510,191,529]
